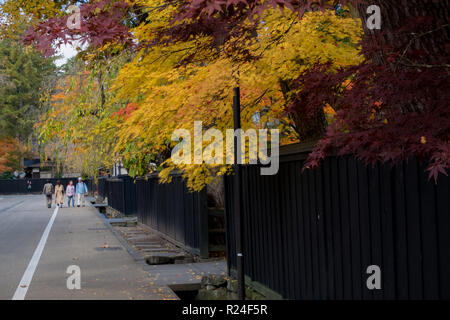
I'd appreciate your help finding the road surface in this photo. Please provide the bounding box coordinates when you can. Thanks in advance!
[0,194,175,300]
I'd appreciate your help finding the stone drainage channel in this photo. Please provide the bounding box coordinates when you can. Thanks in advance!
[92,200,264,300]
[113,225,196,265]
[113,223,245,300]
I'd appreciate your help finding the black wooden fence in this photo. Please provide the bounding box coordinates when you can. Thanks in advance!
[97,174,208,257]
[0,178,93,195]
[97,176,137,215]
[225,143,450,300]
[135,174,209,258]
[98,176,109,200]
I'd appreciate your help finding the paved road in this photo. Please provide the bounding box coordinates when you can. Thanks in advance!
[0,195,176,300]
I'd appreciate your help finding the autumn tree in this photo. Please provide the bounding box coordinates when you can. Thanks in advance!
[152,0,450,179]
[301,1,450,180]
[37,50,131,177]
[18,0,450,185]
[25,1,362,189]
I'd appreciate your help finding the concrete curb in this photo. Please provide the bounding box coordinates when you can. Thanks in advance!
[88,203,182,299]
[89,203,146,265]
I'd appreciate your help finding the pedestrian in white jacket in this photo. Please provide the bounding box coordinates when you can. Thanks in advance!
[76,177,88,207]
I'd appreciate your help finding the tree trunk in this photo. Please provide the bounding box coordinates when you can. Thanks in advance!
[357,0,449,62]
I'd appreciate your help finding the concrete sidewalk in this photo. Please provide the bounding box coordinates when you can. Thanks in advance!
[99,208,228,294]
[22,196,227,300]
[0,195,227,300]
[144,262,227,287]
[23,199,178,300]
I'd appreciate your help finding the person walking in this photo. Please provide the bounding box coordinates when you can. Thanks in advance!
[55,180,65,208]
[66,180,75,207]
[42,180,53,208]
[27,180,32,193]
[76,177,88,207]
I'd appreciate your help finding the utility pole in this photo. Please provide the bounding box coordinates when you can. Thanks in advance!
[233,87,245,300]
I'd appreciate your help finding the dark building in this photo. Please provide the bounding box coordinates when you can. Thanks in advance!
[23,158,54,179]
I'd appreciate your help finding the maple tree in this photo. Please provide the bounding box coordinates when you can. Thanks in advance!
[157,0,449,180]
[22,0,132,57]
[13,0,449,185]
[20,0,364,189]
[159,0,449,180]
[300,1,450,180]
[36,52,130,177]
[109,6,363,189]
[0,138,31,175]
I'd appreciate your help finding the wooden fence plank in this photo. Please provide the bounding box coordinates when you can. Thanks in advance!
[295,161,308,299]
[290,162,302,299]
[379,163,396,299]
[357,162,373,300]
[393,163,410,299]
[330,157,344,299]
[262,173,273,292]
[253,166,264,286]
[322,158,336,299]
[436,173,450,299]
[404,159,424,299]
[308,169,321,299]
[418,165,440,299]
[339,157,353,299]
[315,165,328,299]
[348,157,362,299]
[282,163,295,299]
[301,167,314,299]
[368,163,384,299]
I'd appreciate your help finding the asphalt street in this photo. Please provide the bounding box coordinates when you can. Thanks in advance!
[0,194,176,300]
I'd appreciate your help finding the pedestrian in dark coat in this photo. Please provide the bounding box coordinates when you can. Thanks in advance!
[43,180,53,208]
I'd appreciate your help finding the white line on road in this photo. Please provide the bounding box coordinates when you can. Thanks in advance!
[12,206,59,300]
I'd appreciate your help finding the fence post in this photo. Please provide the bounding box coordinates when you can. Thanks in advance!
[198,189,210,259]
[121,179,126,215]
[233,87,245,300]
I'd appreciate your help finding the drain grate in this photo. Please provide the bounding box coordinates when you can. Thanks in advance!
[95,247,123,251]
[88,228,107,231]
